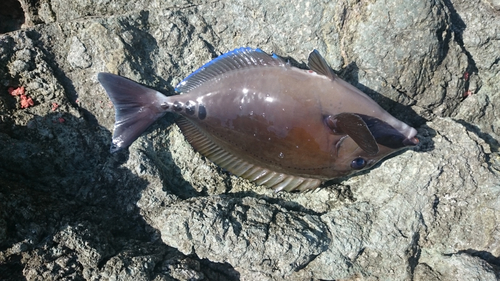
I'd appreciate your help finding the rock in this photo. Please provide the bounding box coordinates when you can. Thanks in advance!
[450,0,500,142]
[487,0,500,10]
[415,251,499,281]
[1,0,499,280]
[67,36,92,69]
[148,196,330,278]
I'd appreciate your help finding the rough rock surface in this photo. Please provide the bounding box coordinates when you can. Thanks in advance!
[1,0,499,280]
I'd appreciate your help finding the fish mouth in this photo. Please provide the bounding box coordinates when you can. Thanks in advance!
[403,137,419,146]
[402,127,419,146]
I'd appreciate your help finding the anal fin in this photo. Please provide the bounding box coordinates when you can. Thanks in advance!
[176,117,321,192]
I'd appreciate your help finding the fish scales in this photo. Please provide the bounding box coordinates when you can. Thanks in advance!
[98,48,418,192]
[175,67,360,177]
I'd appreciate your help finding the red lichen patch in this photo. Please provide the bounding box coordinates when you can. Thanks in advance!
[52,117,65,124]
[8,86,35,109]
[463,90,473,98]
[20,94,34,108]
[463,72,469,81]
[51,102,59,111]
[8,86,25,96]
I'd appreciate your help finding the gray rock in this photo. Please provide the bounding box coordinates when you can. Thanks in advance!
[487,0,500,10]
[416,252,498,281]
[1,0,499,280]
[67,36,92,69]
[149,196,329,278]
[451,0,500,142]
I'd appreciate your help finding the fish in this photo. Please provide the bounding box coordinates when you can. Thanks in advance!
[98,47,419,192]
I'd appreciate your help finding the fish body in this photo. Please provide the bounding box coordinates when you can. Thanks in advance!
[98,48,418,192]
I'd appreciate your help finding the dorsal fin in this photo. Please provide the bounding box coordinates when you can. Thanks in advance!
[176,117,321,192]
[308,49,336,80]
[325,113,379,155]
[175,48,286,93]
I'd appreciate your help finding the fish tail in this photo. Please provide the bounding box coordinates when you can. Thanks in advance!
[97,72,171,153]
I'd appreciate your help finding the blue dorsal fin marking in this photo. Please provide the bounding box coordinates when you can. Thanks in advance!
[175,47,286,93]
[308,49,336,80]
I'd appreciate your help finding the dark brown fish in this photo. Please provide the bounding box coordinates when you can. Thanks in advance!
[98,48,418,192]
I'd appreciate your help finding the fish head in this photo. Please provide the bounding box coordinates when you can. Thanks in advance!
[334,136,415,177]
[327,113,419,177]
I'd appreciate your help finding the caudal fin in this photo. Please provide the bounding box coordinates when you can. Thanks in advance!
[97,72,170,153]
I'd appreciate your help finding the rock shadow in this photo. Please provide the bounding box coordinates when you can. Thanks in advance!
[0,0,25,34]
[0,109,239,279]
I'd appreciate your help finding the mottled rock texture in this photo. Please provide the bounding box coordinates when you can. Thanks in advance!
[1,0,499,280]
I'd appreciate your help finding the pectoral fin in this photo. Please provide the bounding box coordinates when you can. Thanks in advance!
[325,113,379,155]
[357,114,418,149]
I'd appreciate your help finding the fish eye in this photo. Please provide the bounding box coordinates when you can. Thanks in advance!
[350,158,366,170]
